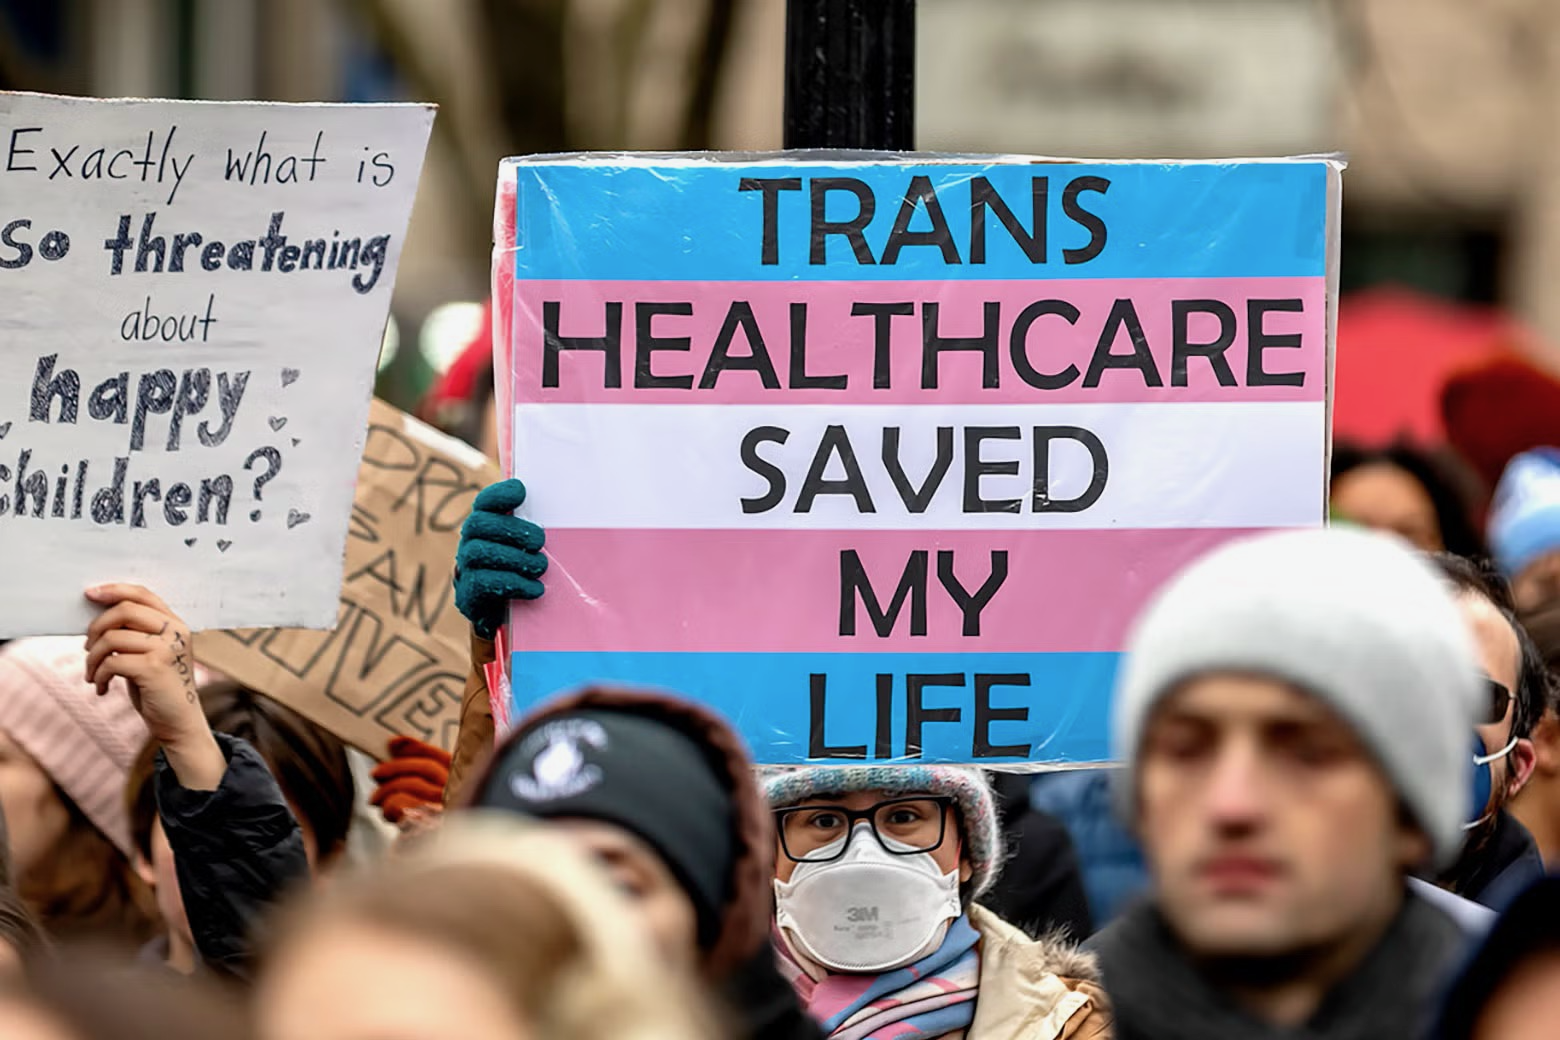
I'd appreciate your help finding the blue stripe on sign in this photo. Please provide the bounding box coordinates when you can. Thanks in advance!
[510,650,1120,765]
[512,160,1328,283]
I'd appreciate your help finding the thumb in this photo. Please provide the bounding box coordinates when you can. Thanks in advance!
[473,478,528,515]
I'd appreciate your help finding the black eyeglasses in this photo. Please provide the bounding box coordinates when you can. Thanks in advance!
[773,796,955,863]
[1484,678,1513,726]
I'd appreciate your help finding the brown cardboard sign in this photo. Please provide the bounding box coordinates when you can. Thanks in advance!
[199,398,494,757]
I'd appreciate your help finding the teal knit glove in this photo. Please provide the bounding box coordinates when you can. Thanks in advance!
[454,479,547,640]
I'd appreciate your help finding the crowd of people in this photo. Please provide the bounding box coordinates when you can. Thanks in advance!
[0,326,1558,1040]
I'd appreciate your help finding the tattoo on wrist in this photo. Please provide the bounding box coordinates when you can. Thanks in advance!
[171,631,196,704]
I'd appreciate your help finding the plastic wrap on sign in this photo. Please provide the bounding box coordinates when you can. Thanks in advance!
[492,151,1343,766]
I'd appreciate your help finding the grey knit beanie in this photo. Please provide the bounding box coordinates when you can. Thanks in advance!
[1114,527,1481,866]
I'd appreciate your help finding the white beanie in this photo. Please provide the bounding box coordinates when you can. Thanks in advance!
[1114,527,1481,866]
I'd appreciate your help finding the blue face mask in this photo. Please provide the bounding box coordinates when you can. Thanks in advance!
[1467,732,1519,830]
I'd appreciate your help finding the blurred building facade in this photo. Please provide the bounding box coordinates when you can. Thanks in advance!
[732,0,1560,368]
[4,0,1560,386]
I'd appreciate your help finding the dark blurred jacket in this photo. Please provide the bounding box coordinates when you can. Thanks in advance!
[1439,809,1546,912]
[980,774,1093,940]
[156,732,310,981]
[1028,770,1150,928]
[1091,888,1466,1040]
[1434,875,1560,1040]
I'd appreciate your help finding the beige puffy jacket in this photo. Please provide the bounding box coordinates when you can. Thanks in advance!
[967,906,1113,1040]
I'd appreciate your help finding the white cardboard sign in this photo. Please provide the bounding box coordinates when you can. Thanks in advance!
[0,92,433,636]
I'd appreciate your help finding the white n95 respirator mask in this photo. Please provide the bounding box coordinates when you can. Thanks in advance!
[774,823,963,974]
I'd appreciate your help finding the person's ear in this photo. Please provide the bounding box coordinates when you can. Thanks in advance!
[958,856,972,884]
[132,853,156,891]
[1509,738,1539,798]
[1533,716,1560,777]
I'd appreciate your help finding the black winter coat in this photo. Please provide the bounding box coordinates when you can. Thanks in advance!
[156,732,310,981]
[1439,809,1547,912]
[980,774,1094,940]
[720,946,826,1040]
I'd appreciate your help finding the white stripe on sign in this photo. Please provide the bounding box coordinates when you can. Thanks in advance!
[513,401,1326,531]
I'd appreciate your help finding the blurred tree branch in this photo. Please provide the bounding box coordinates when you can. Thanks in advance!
[344,0,551,270]
[475,0,570,154]
[345,0,742,272]
[682,0,737,150]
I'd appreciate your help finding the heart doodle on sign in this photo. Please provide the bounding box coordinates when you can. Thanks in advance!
[286,510,311,530]
[217,540,232,553]
[184,538,197,547]
[268,417,287,432]
[0,422,10,440]
[281,368,300,387]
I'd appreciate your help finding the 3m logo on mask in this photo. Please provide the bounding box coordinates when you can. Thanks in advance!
[510,719,608,802]
[774,823,964,974]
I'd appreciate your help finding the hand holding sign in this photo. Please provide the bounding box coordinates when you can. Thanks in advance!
[455,478,548,640]
[83,582,225,790]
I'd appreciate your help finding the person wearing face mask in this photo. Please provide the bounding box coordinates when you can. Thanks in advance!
[765,766,1111,1040]
[1429,554,1548,911]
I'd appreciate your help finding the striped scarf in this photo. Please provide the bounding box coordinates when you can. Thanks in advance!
[776,915,982,1040]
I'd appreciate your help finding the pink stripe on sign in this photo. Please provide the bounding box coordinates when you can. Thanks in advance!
[513,527,1264,654]
[514,277,1326,405]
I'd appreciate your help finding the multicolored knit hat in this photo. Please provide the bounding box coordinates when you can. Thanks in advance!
[762,765,1001,897]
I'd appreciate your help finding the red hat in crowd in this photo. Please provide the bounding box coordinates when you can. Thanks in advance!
[418,175,519,450]
[417,299,494,431]
[1441,351,1560,491]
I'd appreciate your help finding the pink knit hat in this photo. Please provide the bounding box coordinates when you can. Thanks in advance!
[0,638,149,858]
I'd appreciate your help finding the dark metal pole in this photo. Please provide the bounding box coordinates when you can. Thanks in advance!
[783,0,915,150]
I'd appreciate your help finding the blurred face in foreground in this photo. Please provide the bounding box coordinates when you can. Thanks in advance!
[258,922,532,1040]
[0,998,71,1040]
[552,819,698,971]
[1472,950,1560,1040]
[1137,675,1427,960]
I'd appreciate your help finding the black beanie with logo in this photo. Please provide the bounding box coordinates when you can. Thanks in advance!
[475,708,736,947]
